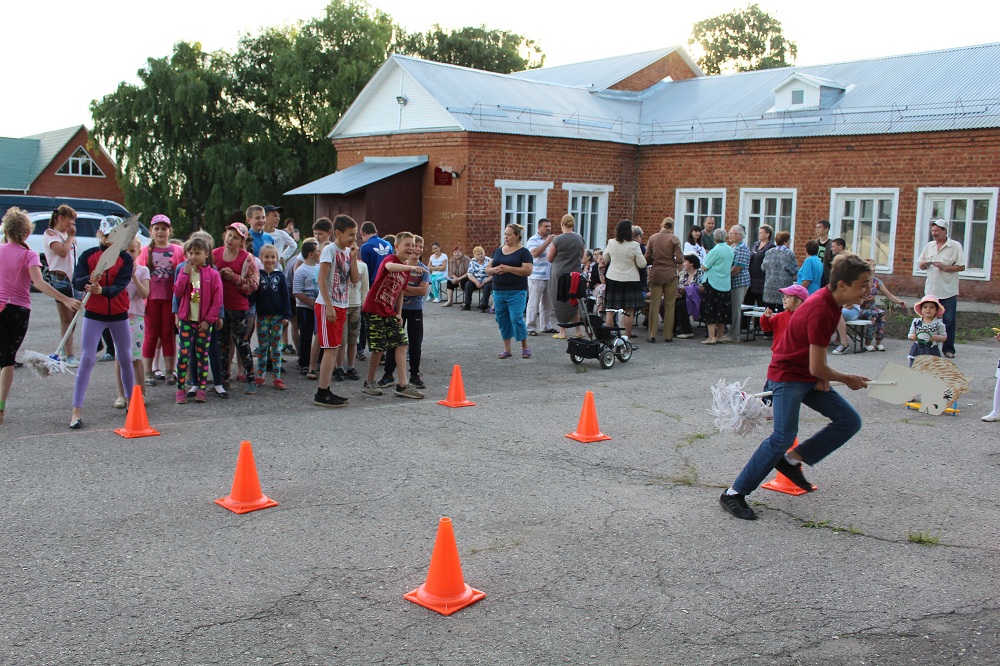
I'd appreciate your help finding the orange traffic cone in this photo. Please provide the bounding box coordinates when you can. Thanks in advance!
[437,365,475,408]
[404,517,485,616]
[565,391,611,443]
[114,385,160,439]
[215,441,279,514]
[762,438,817,495]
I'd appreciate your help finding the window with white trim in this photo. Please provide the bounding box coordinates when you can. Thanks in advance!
[914,187,998,279]
[829,189,898,273]
[56,146,105,177]
[563,183,613,249]
[675,189,725,242]
[739,189,795,248]
[496,180,552,241]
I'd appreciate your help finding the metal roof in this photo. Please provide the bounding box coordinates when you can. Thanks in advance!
[23,126,83,182]
[0,126,84,190]
[284,156,427,195]
[507,47,692,90]
[0,138,38,191]
[327,42,1000,151]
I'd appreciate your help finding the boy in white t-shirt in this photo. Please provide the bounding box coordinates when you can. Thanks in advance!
[292,240,320,378]
[313,216,360,408]
[335,257,368,382]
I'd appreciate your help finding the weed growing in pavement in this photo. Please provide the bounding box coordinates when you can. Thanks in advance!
[907,530,942,546]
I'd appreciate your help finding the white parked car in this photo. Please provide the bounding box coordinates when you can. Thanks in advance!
[26,211,151,280]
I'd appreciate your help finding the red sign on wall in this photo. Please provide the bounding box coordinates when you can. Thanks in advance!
[434,167,453,186]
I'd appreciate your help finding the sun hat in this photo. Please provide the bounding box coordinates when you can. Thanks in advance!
[226,222,249,238]
[913,294,945,318]
[150,214,171,227]
[99,215,124,236]
[779,284,809,302]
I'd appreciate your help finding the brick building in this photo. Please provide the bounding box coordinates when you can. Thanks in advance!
[287,44,1000,302]
[0,125,124,202]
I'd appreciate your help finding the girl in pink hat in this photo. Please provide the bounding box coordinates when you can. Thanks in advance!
[139,214,184,386]
[906,295,946,366]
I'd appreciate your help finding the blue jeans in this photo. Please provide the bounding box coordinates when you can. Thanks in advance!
[940,295,957,356]
[493,289,528,342]
[732,380,862,495]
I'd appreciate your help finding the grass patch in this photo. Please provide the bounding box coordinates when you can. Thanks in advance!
[653,409,682,421]
[682,432,710,447]
[901,417,937,427]
[574,364,587,374]
[668,464,700,486]
[907,530,942,546]
[800,518,832,529]
[632,403,644,409]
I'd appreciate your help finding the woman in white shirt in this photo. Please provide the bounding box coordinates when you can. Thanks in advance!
[42,205,80,366]
[427,242,449,302]
[601,220,647,339]
[683,225,707,263]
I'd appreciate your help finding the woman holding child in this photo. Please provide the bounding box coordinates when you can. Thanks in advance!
[487,224,534,359]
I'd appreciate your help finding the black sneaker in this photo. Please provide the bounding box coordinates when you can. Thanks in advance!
[719,492,757,520]
[333,368,346,382]
[344,368,360,381]
[775,458,815,492]
[313,388,348,408]
[377,374,395,388]
[410,373,426,390]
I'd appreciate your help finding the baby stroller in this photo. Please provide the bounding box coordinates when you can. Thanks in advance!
[557,272,634,369]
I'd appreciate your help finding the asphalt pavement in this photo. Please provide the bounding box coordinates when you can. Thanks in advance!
[2,296,999,665]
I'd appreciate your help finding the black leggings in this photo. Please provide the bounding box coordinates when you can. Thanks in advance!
[296,307,315,370]
[219,309,255,381]
[0,304,30,368]
[384,309,423,377]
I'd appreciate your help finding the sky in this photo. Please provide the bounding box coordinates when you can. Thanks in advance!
[3,0,999,138]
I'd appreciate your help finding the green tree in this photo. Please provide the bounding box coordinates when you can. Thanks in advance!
[91,0,546,235]
[91,42,235,236]
[688,4,797,76]
[398,24,544,73]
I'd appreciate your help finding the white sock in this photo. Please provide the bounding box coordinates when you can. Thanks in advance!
[726,487,740,496]
[992,378,1000,415]
[784,453,801,466]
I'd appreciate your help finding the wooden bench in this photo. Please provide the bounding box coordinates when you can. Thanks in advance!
[844,319,873,353]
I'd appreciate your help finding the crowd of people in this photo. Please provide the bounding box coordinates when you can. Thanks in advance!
[1,204,997,430]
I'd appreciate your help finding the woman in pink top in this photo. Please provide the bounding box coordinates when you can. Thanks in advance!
[43,205,80,366]
[139,214,184,387]
[0,207,81,425]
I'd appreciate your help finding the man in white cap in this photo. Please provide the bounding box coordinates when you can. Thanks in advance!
[917,219,964,358]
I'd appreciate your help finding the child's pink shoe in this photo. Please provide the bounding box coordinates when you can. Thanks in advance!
[237,374,247,383]
[175,389,187,404]
[194,390,207,403]
[255,377,265,386]
[273,379,286,391]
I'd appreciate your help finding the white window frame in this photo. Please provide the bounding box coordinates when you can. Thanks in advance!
[738,188,796,249]
[828,188,899,275]
[56,146,105,178]
[674,188,726,243]
[913,187,998,280]
[495,179,553,241]
[790,88,805,105]
[562,182,613,249]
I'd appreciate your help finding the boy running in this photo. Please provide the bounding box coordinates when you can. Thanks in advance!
[313,216,360,408]
[720,254,872,520]
[362,232,425,399]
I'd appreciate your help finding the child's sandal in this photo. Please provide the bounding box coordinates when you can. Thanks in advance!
[497,351,512,359]
[521,348,532,359]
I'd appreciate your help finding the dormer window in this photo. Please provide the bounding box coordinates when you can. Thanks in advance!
[770,73,845,113]
[57,147,105,177]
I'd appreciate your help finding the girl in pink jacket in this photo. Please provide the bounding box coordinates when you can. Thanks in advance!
[172,237,223,404]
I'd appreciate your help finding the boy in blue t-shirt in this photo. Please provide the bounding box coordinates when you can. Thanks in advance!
[798,240,823,295]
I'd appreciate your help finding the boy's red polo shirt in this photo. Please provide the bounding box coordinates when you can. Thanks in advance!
[767,287,841,384]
